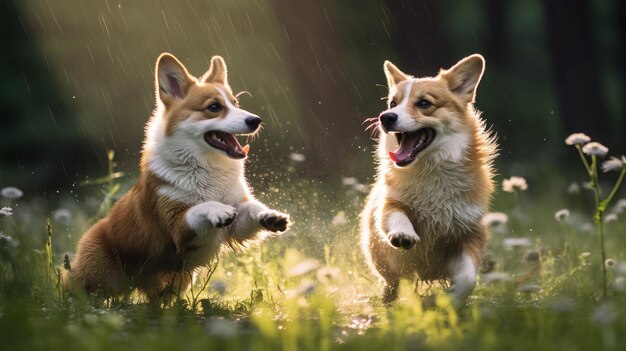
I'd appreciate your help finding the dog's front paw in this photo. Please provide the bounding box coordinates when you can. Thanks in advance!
[258,210,290,232]
[206,204,238,228]
[388,231,419,249]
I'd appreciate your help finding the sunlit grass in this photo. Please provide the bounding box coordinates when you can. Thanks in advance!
[1,143,626,350]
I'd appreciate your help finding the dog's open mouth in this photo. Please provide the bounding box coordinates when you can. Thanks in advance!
[203,131,250,159]
[389,128,436,166]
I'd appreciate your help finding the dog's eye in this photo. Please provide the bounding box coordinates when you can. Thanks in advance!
[416,99,432,109]
[206,103,223,113]
[389,100,397,108]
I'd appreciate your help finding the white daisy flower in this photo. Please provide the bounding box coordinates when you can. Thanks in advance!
[481,212,509,227]
[289,152,306,162]
[567,182,580,194]
[565,133,591,145]
[604,213,618,223]
[53,208,72,224]
[0,207,13,218]
[0,232,18,247]
[601,156,626,173]
[554,209,570,222]
[331,211,347,226]
[316,266,341,283]
[502,176,528,193]
[1,187,23,200]
[502,237,532,250]
[342,177,358,186]
[287,259,320,277]
[581,142,608,157]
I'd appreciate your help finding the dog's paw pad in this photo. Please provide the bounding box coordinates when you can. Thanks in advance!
[388,231,419,249]
[208,206,237,228]
[259,211,290,232]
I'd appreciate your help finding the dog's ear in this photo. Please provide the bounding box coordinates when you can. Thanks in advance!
[383,60,409,89]
[202,56,229,87]
[155,53,194,105]
[441,54,485,104]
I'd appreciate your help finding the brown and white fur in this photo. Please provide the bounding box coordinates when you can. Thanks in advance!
[66,53,290,303]
[361,54,496,309]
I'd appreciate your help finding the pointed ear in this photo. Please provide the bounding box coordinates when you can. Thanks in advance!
[441,54,485,103]
[383,60,409,89]
[202,56,229,86]
[155,53,194,104]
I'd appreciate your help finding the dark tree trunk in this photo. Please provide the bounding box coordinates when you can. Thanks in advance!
[273,0,362,178]
[484,0,509,65]
[385,0,451,76]
[541,0,611,143]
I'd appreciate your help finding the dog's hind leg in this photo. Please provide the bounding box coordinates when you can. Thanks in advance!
[446,251,477,309]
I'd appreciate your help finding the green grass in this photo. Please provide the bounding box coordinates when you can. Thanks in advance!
[1,159,626,351]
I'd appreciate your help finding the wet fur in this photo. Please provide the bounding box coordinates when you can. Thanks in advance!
[361,54,497,307]
[65,53,290,303]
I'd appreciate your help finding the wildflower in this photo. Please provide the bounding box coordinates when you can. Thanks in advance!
[551,298,577,313]
[0,232,18,247]
[342,177,358,186]
[353,183,368,193]
[502,237,532,250]
[554,209,570,222]
[0,207,13,218]
[287,259,320,277]
[603,213,618,223]
[605,259,616,270]
[616,199,626,210]
[617,261,626,275]
[1,187,23,200]
[331,211,347,226]
[565,133,591,145]
[289,152,306,162]
[591,303,617,325]
[502,176,528,193]
[316,266,341,283]
[614,277,626,292]
[210,280,228,295]
[567,182,580,194]
[581,142,608,157]
[481,272,511,284]
[481,212,508,227]
[601,156,626,172]
[205,318,238,338]
[53,208,72,224]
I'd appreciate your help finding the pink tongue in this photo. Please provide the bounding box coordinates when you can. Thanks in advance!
[390,132,420,164]
[222,133,245,155]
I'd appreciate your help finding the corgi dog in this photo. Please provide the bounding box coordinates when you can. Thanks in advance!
[361,54,496,308]
[66,53,290,303]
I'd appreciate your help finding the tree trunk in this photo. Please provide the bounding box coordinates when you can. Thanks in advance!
[542,0,611,143]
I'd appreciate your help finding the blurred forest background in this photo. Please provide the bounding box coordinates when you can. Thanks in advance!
[0,0,624,193]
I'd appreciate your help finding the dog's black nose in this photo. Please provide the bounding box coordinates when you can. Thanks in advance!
[379,113,398,132]
[245,116,262,130]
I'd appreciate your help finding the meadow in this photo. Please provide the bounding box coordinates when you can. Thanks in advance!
[1,137,626,351]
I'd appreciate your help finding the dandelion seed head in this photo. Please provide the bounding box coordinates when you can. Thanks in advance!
[1,187,23,200]
[605,258,616,269]
[0,207,13,218]
[289,152,306,162]
[481,212,509,227]
[601,156,626,173]
[502,176,528,193]
[53,208,72,224]
[567,182,580,194]
[554,209,570,222]
[331,211,347,226]
[565,133,591,145]
[582,142,608,157]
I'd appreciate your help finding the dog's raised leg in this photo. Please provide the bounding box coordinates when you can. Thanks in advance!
[446,251,477,309]
[383,209,420,250]
[231,200,290,239]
